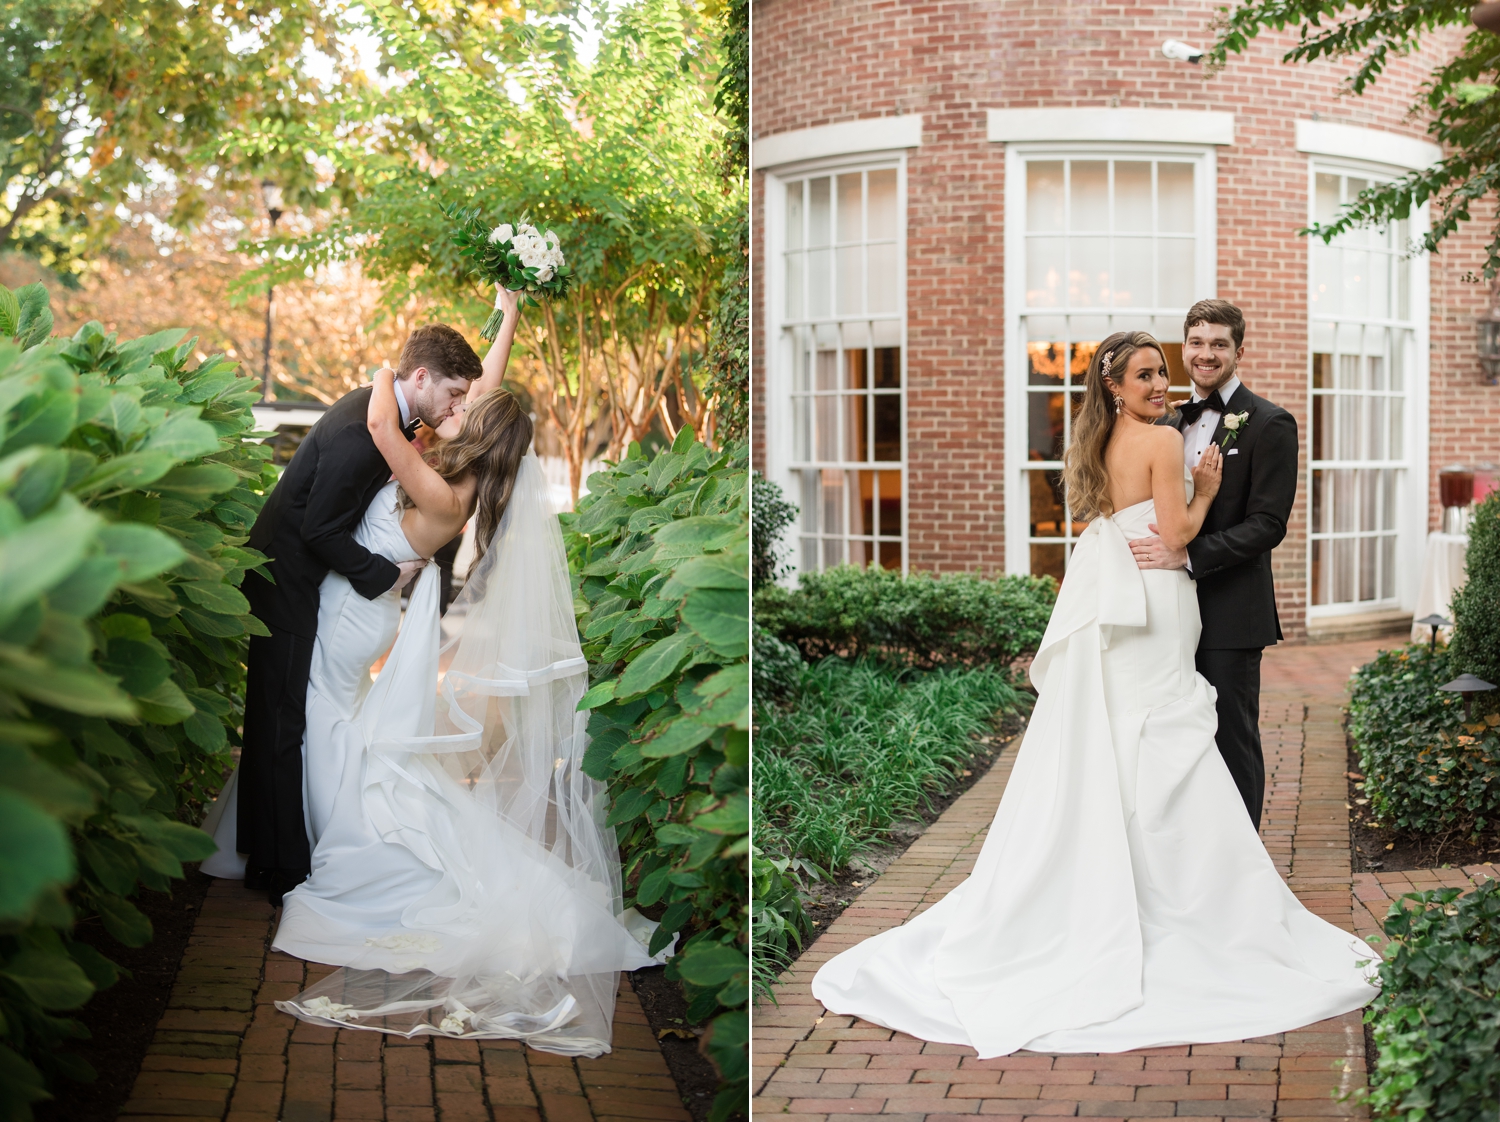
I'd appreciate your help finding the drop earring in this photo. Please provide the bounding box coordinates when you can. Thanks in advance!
[1113,396,1123,416]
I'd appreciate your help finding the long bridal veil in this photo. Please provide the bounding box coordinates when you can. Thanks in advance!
[275,451,660,1056]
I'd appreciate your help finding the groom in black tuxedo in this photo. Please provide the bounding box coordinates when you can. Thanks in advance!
[1130,300,1298,829]
[240,325,483,904]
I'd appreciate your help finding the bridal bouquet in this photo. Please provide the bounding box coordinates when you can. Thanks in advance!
[446,205,574,339]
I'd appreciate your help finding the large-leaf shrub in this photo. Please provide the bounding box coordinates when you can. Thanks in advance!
[1449,490,1500,691]
[0,285,273,1118]
[1363,878,1500,1121]
[755,564,1056,669]
[563,430,748,1122]
[1348,644,1500,836]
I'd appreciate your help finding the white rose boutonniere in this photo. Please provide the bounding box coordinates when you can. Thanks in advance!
[1219,411,1250,449]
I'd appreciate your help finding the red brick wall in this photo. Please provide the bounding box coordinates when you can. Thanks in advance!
[752,0,1500,640]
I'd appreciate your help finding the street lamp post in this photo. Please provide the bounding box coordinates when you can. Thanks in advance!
[260,180,285,401]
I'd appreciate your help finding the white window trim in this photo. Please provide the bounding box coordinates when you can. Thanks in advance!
[763,152,911,579]
[988,108,1235,146]
[1304,155,1431,619]
[1295,120,1442,173]
[752,116,922,171]
[1001,140,1219,576]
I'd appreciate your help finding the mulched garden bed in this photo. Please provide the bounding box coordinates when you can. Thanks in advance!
[1346,742,1500,874]
[628,968,740,1122]
[35,865,214,1122]
[788,707,1030,968]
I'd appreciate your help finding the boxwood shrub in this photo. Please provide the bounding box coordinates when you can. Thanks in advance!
[755,564,1056,670]
[0,285,275,1117]
[1364,878,1500,1121]
[1348,644,1500,836]
[563,430,748,1122]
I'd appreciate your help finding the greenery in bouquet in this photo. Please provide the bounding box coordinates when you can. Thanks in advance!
[445,206,573,340]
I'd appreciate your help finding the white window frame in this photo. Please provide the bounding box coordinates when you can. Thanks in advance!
[1304,155,1431,619]
[763,151,911,579]
[1002,141,1220,576]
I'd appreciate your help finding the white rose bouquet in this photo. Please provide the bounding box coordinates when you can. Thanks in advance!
[445,205,574,339]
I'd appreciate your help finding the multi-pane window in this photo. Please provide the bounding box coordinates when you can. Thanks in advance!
[1018,156,1205,581]
[1309,170,1413,609]
[782,165,905,572]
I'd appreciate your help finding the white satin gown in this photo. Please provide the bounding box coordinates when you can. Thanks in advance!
[811,472,1378,1058]
[205,479,661,1055]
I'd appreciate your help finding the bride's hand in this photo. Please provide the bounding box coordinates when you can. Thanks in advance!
[495,284,521,319]
[1192,443,1223,502]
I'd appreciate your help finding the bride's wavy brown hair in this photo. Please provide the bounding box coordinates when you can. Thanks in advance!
[1062,330,1168,522]
[402,388,533,562]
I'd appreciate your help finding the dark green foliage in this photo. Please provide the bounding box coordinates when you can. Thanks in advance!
[749,847,819,1003]
[753,659,1027,872]
[755,565,1057,670]
[750,472,795,591]
[751,627,801,700]
[563,430,747,1122]
[1449,491,1500,689]
[1209,1,1500,276]
[1348,644,1500,836]
[703,0,749,444]
[1363,878,1500,1121]
[0,284,274,1119]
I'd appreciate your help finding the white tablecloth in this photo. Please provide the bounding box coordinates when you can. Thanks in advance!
[1411,531,1469,643]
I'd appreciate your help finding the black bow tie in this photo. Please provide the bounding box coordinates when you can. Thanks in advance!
[402,418,421,441]
[1178,391,1229,425]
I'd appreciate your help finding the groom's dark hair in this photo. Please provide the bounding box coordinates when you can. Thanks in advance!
[1184,299,1245,349]
[397,324,483,383]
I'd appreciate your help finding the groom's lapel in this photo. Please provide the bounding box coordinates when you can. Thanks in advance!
[1210,383,1258,447]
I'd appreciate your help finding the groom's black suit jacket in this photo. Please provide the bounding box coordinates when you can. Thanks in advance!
[245,386,415,638]
[1166,382,1298,650]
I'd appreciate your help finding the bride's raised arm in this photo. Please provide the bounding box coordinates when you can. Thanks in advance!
[467,285,523,402]
[1148,429,1222,550]
[367,366,465,524]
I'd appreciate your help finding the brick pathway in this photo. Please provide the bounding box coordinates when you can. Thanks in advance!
[118,883,691,1122]
[750,638,1485,1121]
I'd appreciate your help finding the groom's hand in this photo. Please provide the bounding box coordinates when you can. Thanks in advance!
[1131,526,1189,570]
[392,559,427,592]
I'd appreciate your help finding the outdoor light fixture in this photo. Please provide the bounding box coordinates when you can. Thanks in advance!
[260,180,284,402]
[1161,40,1204,63]
[1439,672,1497,720]
[1416,613,1451,654]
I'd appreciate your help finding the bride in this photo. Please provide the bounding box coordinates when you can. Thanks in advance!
[206,291,660,1056]
[811,330,1377,1058]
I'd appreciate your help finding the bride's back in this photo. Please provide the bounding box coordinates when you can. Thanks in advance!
[1104,417,1176,515]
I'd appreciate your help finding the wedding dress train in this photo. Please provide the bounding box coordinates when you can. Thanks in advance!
[205,462,660,1057]
[811,473,1378,1058]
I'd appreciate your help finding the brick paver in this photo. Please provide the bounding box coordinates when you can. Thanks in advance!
[751,638,1481,1120]
[119,887,690,1122]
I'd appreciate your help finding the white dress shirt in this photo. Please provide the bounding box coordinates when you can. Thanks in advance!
[1182,374,1240,471]
[393,379,414,429]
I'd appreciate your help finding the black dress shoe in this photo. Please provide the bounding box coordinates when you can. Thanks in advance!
[265,869,307,908]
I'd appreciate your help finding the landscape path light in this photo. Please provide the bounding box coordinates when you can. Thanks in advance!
[1415,613,1452,655]
[1439,673,1497,721]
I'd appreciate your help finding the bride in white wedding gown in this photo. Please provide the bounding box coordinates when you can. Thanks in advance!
[812,331,1377,1059]
[203,297,660,1057]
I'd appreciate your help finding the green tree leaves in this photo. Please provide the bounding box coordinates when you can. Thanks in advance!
[563,431,748,1121]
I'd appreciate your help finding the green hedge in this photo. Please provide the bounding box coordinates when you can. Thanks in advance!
[0,285,274,1118]
[755,565,1056,670]
[563,430,748,1122]
[1449,490,1500,689]
[1348,644,1500,836]
[1363,878,1500,1121]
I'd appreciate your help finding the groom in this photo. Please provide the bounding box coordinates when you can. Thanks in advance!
[240,324,484,904]
[1130,300,1298,829]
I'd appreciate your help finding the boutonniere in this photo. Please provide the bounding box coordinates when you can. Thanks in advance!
[1220,412,1250,449]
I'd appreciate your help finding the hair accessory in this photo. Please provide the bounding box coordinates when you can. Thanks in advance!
[1100,350,1115,379]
